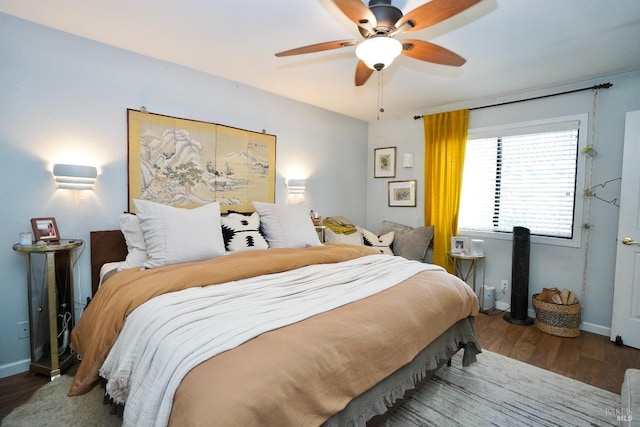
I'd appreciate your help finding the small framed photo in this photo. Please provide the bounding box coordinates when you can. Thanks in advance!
[31,217,60,242]
[450,236,469,255]
[374,147,396,178]
[388,180,416,207]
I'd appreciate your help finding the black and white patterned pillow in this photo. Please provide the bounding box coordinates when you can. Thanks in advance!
[359,227,395,256]
[221,212,269,252]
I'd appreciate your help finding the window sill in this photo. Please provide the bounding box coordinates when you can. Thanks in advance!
[458,228,581,249]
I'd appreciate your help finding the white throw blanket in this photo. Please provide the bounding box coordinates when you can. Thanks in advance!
[99,254,443,427]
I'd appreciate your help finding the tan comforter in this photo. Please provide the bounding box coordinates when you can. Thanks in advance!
[70,244,379,395]
[70,244,479,426]
[170,270,478,427]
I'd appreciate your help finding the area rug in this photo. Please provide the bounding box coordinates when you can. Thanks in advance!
[1,351,621,427]
[383,350,621,427]
[1,374,119,427]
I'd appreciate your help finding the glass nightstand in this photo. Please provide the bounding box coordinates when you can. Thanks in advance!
[13,239,83,379]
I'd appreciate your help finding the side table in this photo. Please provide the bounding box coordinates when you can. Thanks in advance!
[315,225,326,243]
[448,252,485,306]
[13,239,83,379]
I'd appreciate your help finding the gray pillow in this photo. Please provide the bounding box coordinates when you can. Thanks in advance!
[378,220,434,262]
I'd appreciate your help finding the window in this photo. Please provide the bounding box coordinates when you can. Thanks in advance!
[458,115,587,242]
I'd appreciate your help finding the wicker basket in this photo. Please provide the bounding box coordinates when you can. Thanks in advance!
[532,294,581,337]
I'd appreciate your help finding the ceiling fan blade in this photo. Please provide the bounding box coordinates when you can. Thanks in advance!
[275,40,357,57]
[396,0,482,33]
[355,60,374,86]
[332,0,377,32]
[401,39,466,66]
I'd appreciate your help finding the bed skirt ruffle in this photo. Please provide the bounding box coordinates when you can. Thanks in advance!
[323,316,481,427]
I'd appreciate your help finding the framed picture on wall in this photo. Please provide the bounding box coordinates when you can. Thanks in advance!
[31,217,60,242]
[388,180,416,207]
[374,146,396,178]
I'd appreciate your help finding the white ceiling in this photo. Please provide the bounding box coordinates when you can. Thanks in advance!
[2,0,639,122]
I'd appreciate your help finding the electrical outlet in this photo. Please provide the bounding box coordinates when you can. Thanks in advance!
[501,280,509,291]
[17,321,29,339]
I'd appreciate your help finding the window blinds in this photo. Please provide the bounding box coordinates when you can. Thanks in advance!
[459,126,579,238]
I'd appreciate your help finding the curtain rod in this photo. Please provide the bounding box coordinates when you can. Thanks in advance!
[412,82,613,120]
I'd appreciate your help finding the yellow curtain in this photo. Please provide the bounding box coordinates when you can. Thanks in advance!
[423,109,469,273]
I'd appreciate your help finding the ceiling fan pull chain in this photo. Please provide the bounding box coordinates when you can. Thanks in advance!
[377,70,385,120]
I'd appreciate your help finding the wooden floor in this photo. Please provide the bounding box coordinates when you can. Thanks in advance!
[1,312,639,421]
[476,310,640,394]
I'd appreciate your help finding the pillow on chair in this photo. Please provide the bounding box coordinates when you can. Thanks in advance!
[324,227,364,245]
[378,220,434,262]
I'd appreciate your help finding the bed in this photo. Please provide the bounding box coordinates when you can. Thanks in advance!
[70,201,480,427]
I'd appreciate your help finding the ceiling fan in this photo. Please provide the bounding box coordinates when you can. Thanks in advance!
[275,0,481,86]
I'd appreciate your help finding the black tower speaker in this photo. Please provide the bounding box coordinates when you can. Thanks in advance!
[504,226,534,325]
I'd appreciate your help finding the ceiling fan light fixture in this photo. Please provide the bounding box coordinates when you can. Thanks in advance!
[356,37,402,71]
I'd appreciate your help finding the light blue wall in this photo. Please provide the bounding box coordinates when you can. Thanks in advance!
[0,13,368,377]
[367,69,640,335]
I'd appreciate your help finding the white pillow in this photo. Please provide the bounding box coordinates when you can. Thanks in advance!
[117,213,148,271]
[134,199,226,268]
[324,227,364,245]
[359,227,395,256]
[252,202,321,248]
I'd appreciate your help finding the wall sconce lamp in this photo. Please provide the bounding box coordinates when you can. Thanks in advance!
[53,164,98,190]
[287,179,306,194]
[402,153,414,168]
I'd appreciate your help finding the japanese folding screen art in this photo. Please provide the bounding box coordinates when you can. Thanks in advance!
[128,109,276,213]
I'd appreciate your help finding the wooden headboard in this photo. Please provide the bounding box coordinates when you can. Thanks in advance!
[90,230,127,295]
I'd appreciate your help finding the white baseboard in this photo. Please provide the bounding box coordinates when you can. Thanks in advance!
[1,345,46,379]
[0,358,30,379]
[580,321,611,337]
[491,301,610,337]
